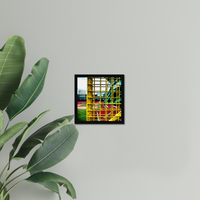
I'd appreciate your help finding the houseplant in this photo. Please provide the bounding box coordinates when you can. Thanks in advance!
[0,35,79,200]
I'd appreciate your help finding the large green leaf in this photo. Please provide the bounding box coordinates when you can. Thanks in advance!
[26,172,76,199]
[9,110,49,164]
[6,57,49,121]
[0,110,3,133]
[0,182,10,200]
[0,35,25,110]
[27,124,79,173]
[0,122,27,149]
[14,115,74,159]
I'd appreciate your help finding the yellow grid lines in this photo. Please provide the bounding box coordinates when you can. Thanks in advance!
[86,77,121,121]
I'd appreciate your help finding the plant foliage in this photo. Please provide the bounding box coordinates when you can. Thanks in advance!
[0,35,79,200]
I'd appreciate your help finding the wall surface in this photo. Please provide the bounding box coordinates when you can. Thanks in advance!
[1,0,200,200]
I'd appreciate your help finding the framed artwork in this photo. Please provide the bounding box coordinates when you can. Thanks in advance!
[74,74,125,124]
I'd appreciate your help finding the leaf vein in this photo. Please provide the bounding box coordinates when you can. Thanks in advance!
[27,128,76,172]
[10,67,48,121]
[0,36,18,77]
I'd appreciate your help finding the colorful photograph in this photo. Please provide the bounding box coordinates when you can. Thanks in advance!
[74,74,124,124]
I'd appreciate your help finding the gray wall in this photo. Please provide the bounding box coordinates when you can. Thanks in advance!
[1,0,199,199]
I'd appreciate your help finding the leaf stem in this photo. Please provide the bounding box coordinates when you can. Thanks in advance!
[0,163,8,181]
[0,169,9,199]
[0,170,27,195]
[6,164,27,181]
[2,179,24,200]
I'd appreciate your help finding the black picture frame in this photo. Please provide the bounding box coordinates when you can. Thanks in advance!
[74,74,125,124]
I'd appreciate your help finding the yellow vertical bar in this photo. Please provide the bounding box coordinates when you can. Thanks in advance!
[105,77,108,121]
[87,77,93,121]
[92,77,95,121]
[117,77,120,120]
